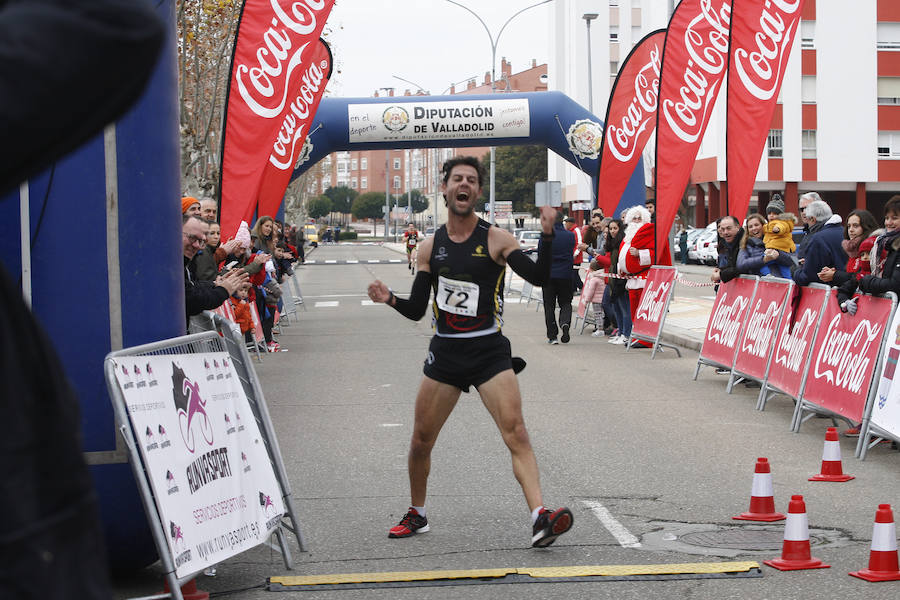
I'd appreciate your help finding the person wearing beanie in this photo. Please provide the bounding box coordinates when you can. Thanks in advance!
[761,200,797,278]
[182,196,201,217]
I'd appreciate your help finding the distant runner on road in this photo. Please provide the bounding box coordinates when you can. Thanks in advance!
[403,223,419,271]
[367,156,573,548]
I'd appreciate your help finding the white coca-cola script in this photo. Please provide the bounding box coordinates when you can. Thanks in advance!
[235,0,328,119]
[636,281,670,323]
[741,299,780,359]
[661,0,731,143]
[707,292,749,347]
[813,314,882,394]
[607,46,661,162]
[774,307,817,372]
[269,56,326,170]
[733,0,801,101]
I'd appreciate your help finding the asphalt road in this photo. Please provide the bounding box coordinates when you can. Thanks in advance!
[114,242,900,600]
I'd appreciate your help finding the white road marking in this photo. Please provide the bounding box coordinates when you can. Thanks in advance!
[361,300,378,306]
[388,259,402,263]
[306,260,316,264]
[346,259,359,263]
[368,260,380,263]
[325,260,337,264]
[314,301,339,308]
[379,423,402,427]
[581,500,642,548]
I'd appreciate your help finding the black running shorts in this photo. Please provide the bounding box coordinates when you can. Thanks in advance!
[423,332,513,392]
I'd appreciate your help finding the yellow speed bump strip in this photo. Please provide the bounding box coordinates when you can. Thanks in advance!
[268,561,761,590]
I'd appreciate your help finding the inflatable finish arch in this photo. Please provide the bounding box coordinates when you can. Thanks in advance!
[292,91,645,216]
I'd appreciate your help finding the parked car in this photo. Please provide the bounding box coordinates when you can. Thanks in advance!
[424,227,435,236]
[673,227,697,262]
[688,225,718,265]
[518,230,542,253]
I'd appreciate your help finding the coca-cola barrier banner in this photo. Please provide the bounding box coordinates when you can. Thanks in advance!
[597,29,666,217]
[803,291,892,423]
[766,284,827,399]
[220,0,336,238]
[700,276,756,368]
[632,267,677,340]
[733,278,792,382]
[726,0,805,221]
[655,0,732,265]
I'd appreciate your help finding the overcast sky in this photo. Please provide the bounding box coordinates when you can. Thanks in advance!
[324,0,552,98]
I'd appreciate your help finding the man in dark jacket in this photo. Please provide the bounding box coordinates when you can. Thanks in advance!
[183,216,246,321]
[539,212,576,344]
[792,200,848,286]
[711,216,744,284]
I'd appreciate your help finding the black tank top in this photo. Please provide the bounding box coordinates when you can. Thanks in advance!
[429,218,505,338]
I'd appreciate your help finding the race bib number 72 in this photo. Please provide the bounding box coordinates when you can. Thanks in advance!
[436,276,479,317]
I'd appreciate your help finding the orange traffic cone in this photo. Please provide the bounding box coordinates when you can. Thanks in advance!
[850,504,900,582]
[809,427,854,482]
[163,578,209,600]
[764,495,830,571]
[733,457,786,522]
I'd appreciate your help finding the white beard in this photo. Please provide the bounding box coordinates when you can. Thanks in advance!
[623,221,643,245]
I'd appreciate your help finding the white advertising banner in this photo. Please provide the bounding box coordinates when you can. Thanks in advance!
[871,308,900,439]
[348,98,530,143]
[112,354,285,578]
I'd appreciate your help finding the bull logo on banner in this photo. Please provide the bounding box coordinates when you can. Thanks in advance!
[813,315,882,394]
[171,363,214,454]
[707,293,749,346]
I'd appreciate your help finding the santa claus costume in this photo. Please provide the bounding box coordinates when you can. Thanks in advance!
[617,205,655,323]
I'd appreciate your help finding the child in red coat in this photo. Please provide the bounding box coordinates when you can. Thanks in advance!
[229,288,254,342]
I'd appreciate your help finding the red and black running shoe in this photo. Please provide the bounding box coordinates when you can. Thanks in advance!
[531,507,573,548]
[388,508,429,538]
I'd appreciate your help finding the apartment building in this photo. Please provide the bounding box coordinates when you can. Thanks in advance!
[550,0,900,224]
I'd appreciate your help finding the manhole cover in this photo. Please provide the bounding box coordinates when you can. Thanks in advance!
[681,529,812,551]
[640,522,852,558]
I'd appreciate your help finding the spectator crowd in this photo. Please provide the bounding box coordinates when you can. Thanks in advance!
[180,196,305,353]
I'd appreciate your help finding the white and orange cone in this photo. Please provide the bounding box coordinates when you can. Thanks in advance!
[733,457,786,522]
[850,504,900,582]
[764,495,830,571]
[809,427,854,482]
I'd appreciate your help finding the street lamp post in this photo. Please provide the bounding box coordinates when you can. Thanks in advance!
[583,13,599,114]
[445,0,553,225]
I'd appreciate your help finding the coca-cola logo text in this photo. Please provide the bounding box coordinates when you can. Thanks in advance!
[636,280,670,324]
[813,314,881,394]
[707,292,749,347]
[269,55,327,170]
[774,307,816,372]
[741,299,780,359]
[661,0,731,143]
[733,0,801,101]
[607,46,661,162]
[235,0,328,119]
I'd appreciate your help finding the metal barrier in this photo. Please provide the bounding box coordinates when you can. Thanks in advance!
[104,316,306,599]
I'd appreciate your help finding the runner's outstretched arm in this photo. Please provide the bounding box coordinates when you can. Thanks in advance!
[506,239,552,286]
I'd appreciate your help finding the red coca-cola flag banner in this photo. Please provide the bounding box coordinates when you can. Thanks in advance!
[698,275,756,369]
[766,284,827,399]
[726,0,805,220]
[733,278,792,383]
[802,292,893,423]
[219,0,336,238]
[632,266,677,340]
[597,29,666,217]
[655,0,732,262]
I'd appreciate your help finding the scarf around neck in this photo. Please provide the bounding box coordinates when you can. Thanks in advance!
[873,228,900,277]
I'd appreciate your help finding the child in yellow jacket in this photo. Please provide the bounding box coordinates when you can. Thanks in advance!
[762,196,797,278]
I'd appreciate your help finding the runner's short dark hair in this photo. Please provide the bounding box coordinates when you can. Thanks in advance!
[441,156,485,187]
